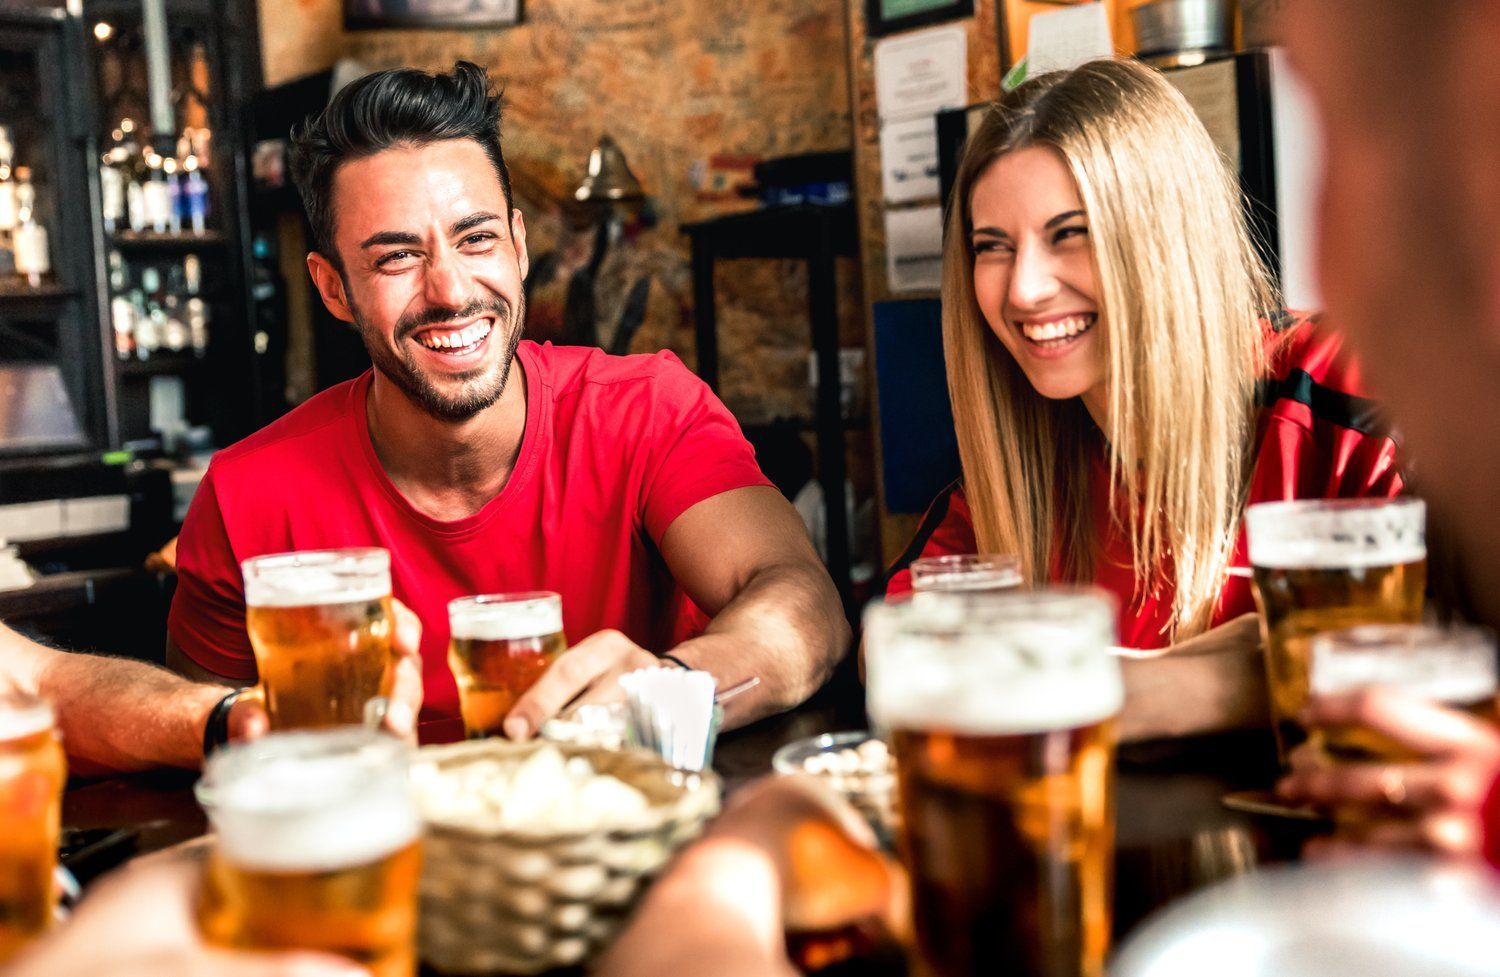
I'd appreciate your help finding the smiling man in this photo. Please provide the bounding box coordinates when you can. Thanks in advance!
[166,62,848,738]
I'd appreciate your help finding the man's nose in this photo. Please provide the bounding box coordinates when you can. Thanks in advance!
[422,246,473,311]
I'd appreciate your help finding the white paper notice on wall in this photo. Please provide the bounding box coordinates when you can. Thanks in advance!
[885,205,945,294]
[874,25,967,205]
[1027,2,1113,78]
[874,25,968,123]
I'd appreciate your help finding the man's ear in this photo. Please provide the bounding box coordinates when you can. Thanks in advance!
[307,252,356,324]
[511,208,529,282]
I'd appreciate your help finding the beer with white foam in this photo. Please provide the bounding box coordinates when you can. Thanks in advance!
[910,554,1023,595]
[865,590,1122,977]
[196,729,421,977]
[0,695,65,963]
[242,548,394,730]
[1246,499,1426,758]
[448,592,567,739]
[1309,623,1498,763]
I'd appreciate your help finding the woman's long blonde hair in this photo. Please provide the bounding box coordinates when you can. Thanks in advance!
[942,58,1276,639]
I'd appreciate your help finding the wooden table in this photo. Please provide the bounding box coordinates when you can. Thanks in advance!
[59,668,1323,966]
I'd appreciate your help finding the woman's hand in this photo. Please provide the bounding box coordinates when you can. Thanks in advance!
[1276,687,1500,858]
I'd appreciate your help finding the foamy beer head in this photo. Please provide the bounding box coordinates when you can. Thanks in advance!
[196,728,419,873]
[241,547,391,610]
[448,591,563,643]
[447,592,567,740]
[1310,624,1499,762]
[865,589,1122,734]
[1245,497,1426,572]
[909,554,1022,595]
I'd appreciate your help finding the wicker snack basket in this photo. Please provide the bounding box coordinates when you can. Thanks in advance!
[414,738,720,975]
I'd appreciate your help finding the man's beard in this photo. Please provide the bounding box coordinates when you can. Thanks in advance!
[354,293,526,422]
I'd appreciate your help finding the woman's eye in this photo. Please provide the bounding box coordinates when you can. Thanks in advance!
[973,239,1012,257]
[1054,226,1089,244]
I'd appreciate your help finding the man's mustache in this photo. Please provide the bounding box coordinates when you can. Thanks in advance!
[394,299,510,342]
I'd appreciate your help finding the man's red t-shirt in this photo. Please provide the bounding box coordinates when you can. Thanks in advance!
[169,341,772,723]
[884,317,1405,648]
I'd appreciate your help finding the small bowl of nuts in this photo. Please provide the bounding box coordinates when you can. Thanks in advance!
[772,731,897,844]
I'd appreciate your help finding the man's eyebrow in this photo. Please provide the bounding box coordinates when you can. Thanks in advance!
[451,212,502,236]
[359,230,421,250]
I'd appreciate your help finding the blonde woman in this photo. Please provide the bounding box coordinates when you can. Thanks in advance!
[885,59,1404,731]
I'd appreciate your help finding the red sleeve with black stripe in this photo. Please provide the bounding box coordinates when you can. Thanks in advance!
[883,482,976,597]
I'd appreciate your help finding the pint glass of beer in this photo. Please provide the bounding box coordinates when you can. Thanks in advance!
[864,589,1122,977]
[909,554,1022,594]
[242,548,395,730]
[196,729,422,977]
[0,695,65,963]
[1308,623,1498,762]
[1245,498,1426,758]
[447,592,566,739]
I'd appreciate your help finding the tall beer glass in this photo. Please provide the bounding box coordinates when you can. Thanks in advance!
[0,695,65,963]
[910,554,1022,594]
[1309,623,1498,762]
[1246,498,1426,758]
[197,729,422,977]
[242,548,394,730]
[447,592,567,739]
[865,590,1122,977]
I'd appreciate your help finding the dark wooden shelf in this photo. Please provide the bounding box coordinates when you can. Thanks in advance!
[682,204,859,260]
[118,354,206,377]
[109,230,227,251]
[0,567,139,619]
[0,285,81,311]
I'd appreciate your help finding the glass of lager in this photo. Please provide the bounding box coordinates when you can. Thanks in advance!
[1246,497,1426,759]
[910,554,1022,594]
[242,548,395,730]
[1308,623,1498,763]
[864,589,1122,977]
[448,592,567,739]
[0,694,65,963]
[196,729,422,977]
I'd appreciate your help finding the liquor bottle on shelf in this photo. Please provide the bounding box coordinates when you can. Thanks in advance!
[181,155,209,234]
[162,155,183,235]
[184,253,210,356]
[134,267,162,359]
[108,250,135,359]
[100,128,129,234]
[12,167,51,289]
[119,119,149,234]
[0,127,17,233]
[142,150,172,235]
[161,261,188,352]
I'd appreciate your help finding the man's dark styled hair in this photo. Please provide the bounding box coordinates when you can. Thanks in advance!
[287,60,513,268]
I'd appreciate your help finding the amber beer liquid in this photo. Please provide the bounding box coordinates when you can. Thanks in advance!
[1245,499,1426,758]
[197,730,421,977]
[242,549,394,730]
[447,592,566,739]
[0,696,65,963]
[865,590,1122,977]
[1308,624,1498,763]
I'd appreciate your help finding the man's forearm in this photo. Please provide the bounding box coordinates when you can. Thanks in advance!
[670,563,850,729]
[35,650,224,772]
[1118,613,1269,742]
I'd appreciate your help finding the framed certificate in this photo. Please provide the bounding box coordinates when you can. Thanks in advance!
[345,0,522,31]
[866,0,974,38]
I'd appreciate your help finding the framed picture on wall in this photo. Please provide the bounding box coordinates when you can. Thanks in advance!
[866,0,974,38]
[345,0,523,30]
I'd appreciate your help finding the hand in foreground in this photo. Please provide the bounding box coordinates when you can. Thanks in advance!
[596,776,900,977]
[1276,687,1500,858]
[4,859,366,977]
[222,598,424,744]
[503,629,660,740]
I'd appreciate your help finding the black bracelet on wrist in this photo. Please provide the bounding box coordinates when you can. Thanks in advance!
[660,653,692,670]
[202,687,252,761]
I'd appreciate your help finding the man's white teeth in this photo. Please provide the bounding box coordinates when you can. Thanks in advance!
[419,320,492,351]
[1020,315,1094,343]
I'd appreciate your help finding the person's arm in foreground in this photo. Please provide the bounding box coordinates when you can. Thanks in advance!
[506,486,850,737]
[1,858,366,977]
[0,623,261,773]
[1116,613,1270,742]
[597,776,898,977]
[1276,687,1500,859]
